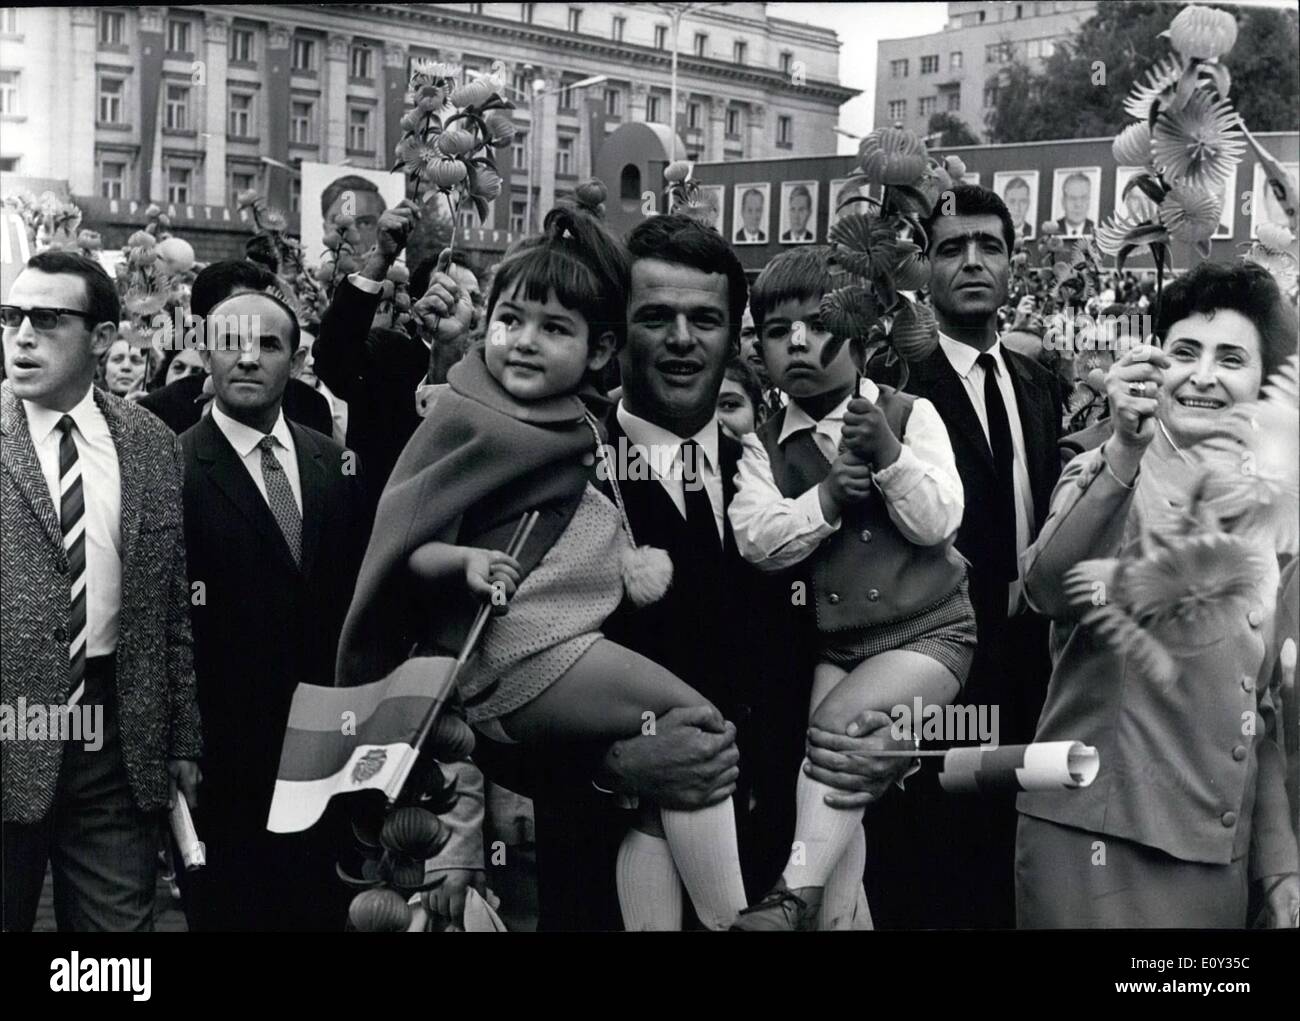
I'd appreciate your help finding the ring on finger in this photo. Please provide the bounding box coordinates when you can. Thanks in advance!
[1127,380,1147,397]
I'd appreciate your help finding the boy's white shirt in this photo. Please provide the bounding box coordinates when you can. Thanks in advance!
[729,377,964,570]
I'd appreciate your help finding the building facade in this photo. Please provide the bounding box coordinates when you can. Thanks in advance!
[0,3,855,241]
[874,0,1097,141]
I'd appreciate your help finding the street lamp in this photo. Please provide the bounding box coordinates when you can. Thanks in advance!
[635,2,729,161]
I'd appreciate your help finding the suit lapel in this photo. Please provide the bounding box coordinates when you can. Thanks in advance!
[908,346,995,476]
[0,382,63,553]
[1003,351,1052,518]
[92,388,142,578]
[291,422,326,579]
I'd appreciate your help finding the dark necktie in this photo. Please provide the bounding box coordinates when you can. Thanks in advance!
[680,439,720,555]
[56,416,87,706]
[258,435,302,566]
[976,352,1019,582]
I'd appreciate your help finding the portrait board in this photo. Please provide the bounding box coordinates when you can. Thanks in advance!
[994,170,1039,242]
[1050,166,1102,237]
[732,182,772,245]
[300,162,406,266]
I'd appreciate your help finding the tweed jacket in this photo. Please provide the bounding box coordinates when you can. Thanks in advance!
[1,380,202,823]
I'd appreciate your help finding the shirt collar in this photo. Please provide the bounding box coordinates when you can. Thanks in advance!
[22,385,99,445]
[211,401,293,460]
[778,376,878,445]
[938,331,1006,380]
[616,401,720,478]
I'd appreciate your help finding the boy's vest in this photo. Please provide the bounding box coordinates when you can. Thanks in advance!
[757,385,965,634]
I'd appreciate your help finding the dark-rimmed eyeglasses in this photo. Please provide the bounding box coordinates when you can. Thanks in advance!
[0,306,96,330]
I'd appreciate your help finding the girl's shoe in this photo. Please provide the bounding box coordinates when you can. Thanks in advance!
[730,880,823,931]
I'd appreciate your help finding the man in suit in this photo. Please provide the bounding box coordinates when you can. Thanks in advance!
[137,261,332,438]
[313,201,481,518]
[1,251,202,931]
[177,290,366,930]
[781,185,815,243]
[734,188,768,244]
[873,183,1062,929]
[1055,172,1096,236]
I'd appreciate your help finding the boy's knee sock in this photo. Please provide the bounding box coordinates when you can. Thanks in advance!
[615,828,683,931]
[820,825,869,930]
[783,762,865,890]
[659,799,748,930]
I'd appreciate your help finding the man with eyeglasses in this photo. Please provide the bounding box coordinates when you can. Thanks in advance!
[1,251,202,931]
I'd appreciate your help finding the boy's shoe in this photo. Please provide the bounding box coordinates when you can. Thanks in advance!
[730,880,823,931]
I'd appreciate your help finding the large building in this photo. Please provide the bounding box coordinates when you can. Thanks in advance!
[0,3,855,244]
[875,1,1097,141]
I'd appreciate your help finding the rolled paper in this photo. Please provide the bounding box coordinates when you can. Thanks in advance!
[170,796,206,871]
[938,741,1099,794]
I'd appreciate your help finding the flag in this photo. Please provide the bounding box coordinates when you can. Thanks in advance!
[938,741,1099,794]
[266,656,454,833]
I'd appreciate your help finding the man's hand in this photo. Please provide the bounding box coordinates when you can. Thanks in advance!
[413,256,475,347]
[167,758,202,810]
[1261,873,1300,928]
[805,709,913,809]
[596,705,740,810]
[360,200,421,281]
[841,396,902,470]
[818,448,874,522]
[421,869,487,928]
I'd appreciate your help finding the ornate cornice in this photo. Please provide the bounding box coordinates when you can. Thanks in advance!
[327,33,350,60]
[71,6,98,28]
[268,25,291,50]
[383,42,407,69]
[204,13,230,44]
[138,7,166,34]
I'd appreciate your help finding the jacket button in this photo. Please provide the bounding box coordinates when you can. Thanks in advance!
[828,593,840,605]
[56,560,68,576]
[1247,609,1263,628]
[859,529,873,543]
[1220,811,1237,827]
[581,451,595,467]
[1241,675,1254,692]
[1232,745,1247,762]
[867,588,881,602]
[53,626,66,642]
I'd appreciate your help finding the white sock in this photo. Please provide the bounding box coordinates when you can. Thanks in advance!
[615,828,683,931]
[783,762,865,890]
[660,799,748,930]
[819,825,871,930]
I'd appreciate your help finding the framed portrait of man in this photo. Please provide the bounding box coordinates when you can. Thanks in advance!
[732,182,771,245]
[829,178,872,228]
[994,170,1039,242]
[1050,166,1102,237]
[1251,161,1299,240]
[301,162,406,265]
[779,180,818,244]
[696,184,726,234]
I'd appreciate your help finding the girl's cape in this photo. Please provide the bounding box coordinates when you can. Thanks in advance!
[335,347,605,688]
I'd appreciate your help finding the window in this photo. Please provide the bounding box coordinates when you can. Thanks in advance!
[230,168,257,198]
[921,54,939,74]
[290,100,315,143]
[558,78,575,109]
[0,156,16,172]
[510,200,526,233]
[568,7,582,33]
[511,68,530,99]
[733,41,747,64]
[511,133,527,170]
[1,8,17,34]
[986,42,1012,64]
[1026,37,1056,60]
[98,10,123,45]
[348,107,372,151]
[230,27,254,63]
[166,18,191,54]
[779,51,793,75]
[97,75,123,123]
[654,25,667,49]
[983,84,999,108]
[290,177,301,213]
[292,37,316,72]
[890,58,909,78]
[521,3,535,25]
[165,83,190,130]
[776,115,792,145]
[0,70,17,116]
[919,96,936,116]
[947,90,961,112]
[350,45,372,79]
[166,165,191,204]
[725,107,740,136]
[228,91,253,137]
[555,136,573,176]
[694,33,707,57]
[888,99,906,121]
[687,102,701,129]
[604,87,622,117]
[950,51,963,70]
[645,94,661,123]
[99,160,126,199]
[612,15,625,41]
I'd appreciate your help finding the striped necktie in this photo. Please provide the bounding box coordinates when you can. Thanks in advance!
[56,415,87,706]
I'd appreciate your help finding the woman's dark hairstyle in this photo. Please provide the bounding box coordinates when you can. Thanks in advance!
[486,206,631,350]
[625,213,749,348]
[1156,260,1298,383]
[723,355,768,427]
[920,183,1016,257]
[25,250,120,328]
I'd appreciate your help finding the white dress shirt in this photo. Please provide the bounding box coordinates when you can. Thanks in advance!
[23,387,122,657]
[729,376,964,571]
[615,401,725,542]
[937,332,1034,614]
[314,378,349,447]
[211,403,303,515]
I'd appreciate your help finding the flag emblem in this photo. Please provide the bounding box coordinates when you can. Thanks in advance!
[352,748,388,784]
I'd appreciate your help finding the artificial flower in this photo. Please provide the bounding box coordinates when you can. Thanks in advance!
[1112,121,1152,168]
[857,127,928,187]
[1166,4,1238,61]
[1158,181,1222,242]
[1151,90,1245,189]
[1123,55,1186,122]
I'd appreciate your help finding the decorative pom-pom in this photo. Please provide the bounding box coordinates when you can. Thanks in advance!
[621,545,673,607]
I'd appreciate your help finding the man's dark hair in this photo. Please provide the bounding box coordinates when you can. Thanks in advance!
[1155,260,1298,383]
[1003,176,1029,196]
[920,183,1016,257]
[625,214,748,346]
[191,260,280,317]
[748,246,834,331]
[320,174,384,219]
[245,234,280,274]
[24,250,120,328]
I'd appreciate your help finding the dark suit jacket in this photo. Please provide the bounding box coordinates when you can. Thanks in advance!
[313,277,431,515]
[177,413,365,929]
[1,382,202,823]
[473,415,815,930]
[1055,216,1096,236]
[734,229,767,243]
[138,374,332,439]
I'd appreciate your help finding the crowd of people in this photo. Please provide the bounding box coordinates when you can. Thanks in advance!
[2,174,1297,933]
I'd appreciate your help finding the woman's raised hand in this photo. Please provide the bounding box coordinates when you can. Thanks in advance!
[1105,343,1170,452]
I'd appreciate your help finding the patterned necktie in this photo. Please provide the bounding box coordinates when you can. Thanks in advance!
[680,440,720,555]
[976,352,1019,582]
[258,435,301,566]
[56,416,87,706]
